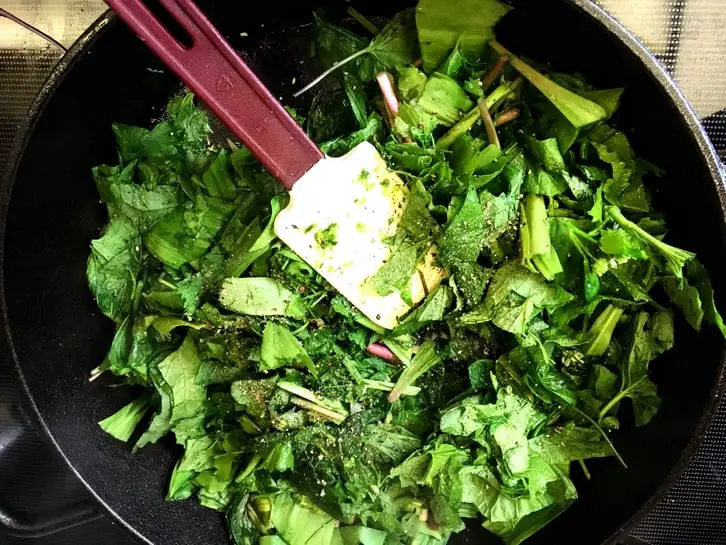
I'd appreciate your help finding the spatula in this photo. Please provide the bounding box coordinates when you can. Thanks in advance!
[104,0,445,330]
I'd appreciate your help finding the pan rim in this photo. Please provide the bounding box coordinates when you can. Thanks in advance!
[1,2,725,545]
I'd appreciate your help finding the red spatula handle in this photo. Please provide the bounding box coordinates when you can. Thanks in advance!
[105,0,324,189]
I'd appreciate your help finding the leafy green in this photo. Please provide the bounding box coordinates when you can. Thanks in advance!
[299,10,418,94]
[416,0,511,71]
[367,10,420,69]
[439,183,489,307]
[220,278,306,320]
[415,74,474,127]
[271,493,341,545]
[490,41,607,128]
[441,388,610,544]
[373,180,439,300]
[394,285,452,335]
[98,392,153,442]
[664,260,726,338]
[111,93,211,171]
[585,305,624,356]
[520,194,563,281]
[600,229,649,260]
[608,206,695,279]
[87,217,141,323]
[469,261,573,335]
[144,194,235,269]
[93,163,178,231]
[389,341,442,402]
[135,335,207,449]
[593,130,652,214]
[260,323,317,376]
[178,275,203,316]
[440,387,546,443]
[599,311,674,426]
[231,378,277,420]
[226,195,285,279]
[202,150,238,201]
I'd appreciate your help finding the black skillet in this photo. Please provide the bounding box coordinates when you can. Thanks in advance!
[2,1,725,544]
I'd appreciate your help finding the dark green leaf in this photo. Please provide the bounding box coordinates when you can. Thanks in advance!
[608,206,695,279]
[260,323,317,376]
[473,261,574,334]
[585,304,624,357]
[178,275,203,316]
[664,259,726,338]
[144,195,235,269]
[389,341,442,402]
[228,495,261,545]
[202,150,238,201]
[394,285,453,335]
[220,278,306,320]
[397,66,427,101]
[313,12,376,81]
[321,114,383,157]
[601,311,674,426]
[491,41,607,128]
[231,378,277,419]
[94,163,178,231]
[368,9,419,69]
[416,0,511,71]
[440,183,488,306]
[99,391,153,442]
[415,73,474,127]
[469,359,494,390]
[87,217,141,323]
[343,72,368,128]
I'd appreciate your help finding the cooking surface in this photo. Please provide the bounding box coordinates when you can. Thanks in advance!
[1,1,725,544]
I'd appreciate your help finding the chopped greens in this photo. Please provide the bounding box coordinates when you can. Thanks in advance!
[314,223,339,249]
[90,2,726,545]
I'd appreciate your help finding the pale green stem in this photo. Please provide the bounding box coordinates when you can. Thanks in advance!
[293,48,370,97]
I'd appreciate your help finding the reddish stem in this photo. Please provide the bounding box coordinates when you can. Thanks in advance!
[481,55,509,93]
[367,343,398,362]
[478,98,500,150]
[494,108,521,127]
[377,72,400,116]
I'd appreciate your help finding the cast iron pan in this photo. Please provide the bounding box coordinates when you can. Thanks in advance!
[2,1,726,544]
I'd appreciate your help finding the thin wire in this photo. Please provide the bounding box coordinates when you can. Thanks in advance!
[0,8,68,53]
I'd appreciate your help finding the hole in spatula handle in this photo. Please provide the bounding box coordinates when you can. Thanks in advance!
[140,0,194,48]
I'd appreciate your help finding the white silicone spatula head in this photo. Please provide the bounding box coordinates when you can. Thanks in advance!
[275,143,446,330]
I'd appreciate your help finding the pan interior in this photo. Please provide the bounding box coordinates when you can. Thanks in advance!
[3,2,725,545]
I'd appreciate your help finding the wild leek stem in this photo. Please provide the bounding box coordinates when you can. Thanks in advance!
[367,342,398,362]
[570,404,627,468]
[481,55,508,92]
[290,397,347,424]
[599,387,631,422]
[377,72,400,119]
[346,6,380,35]
[235,454,261,483]
[436,77,523,150]
[478,97,500,149]
[494,108,521,127]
